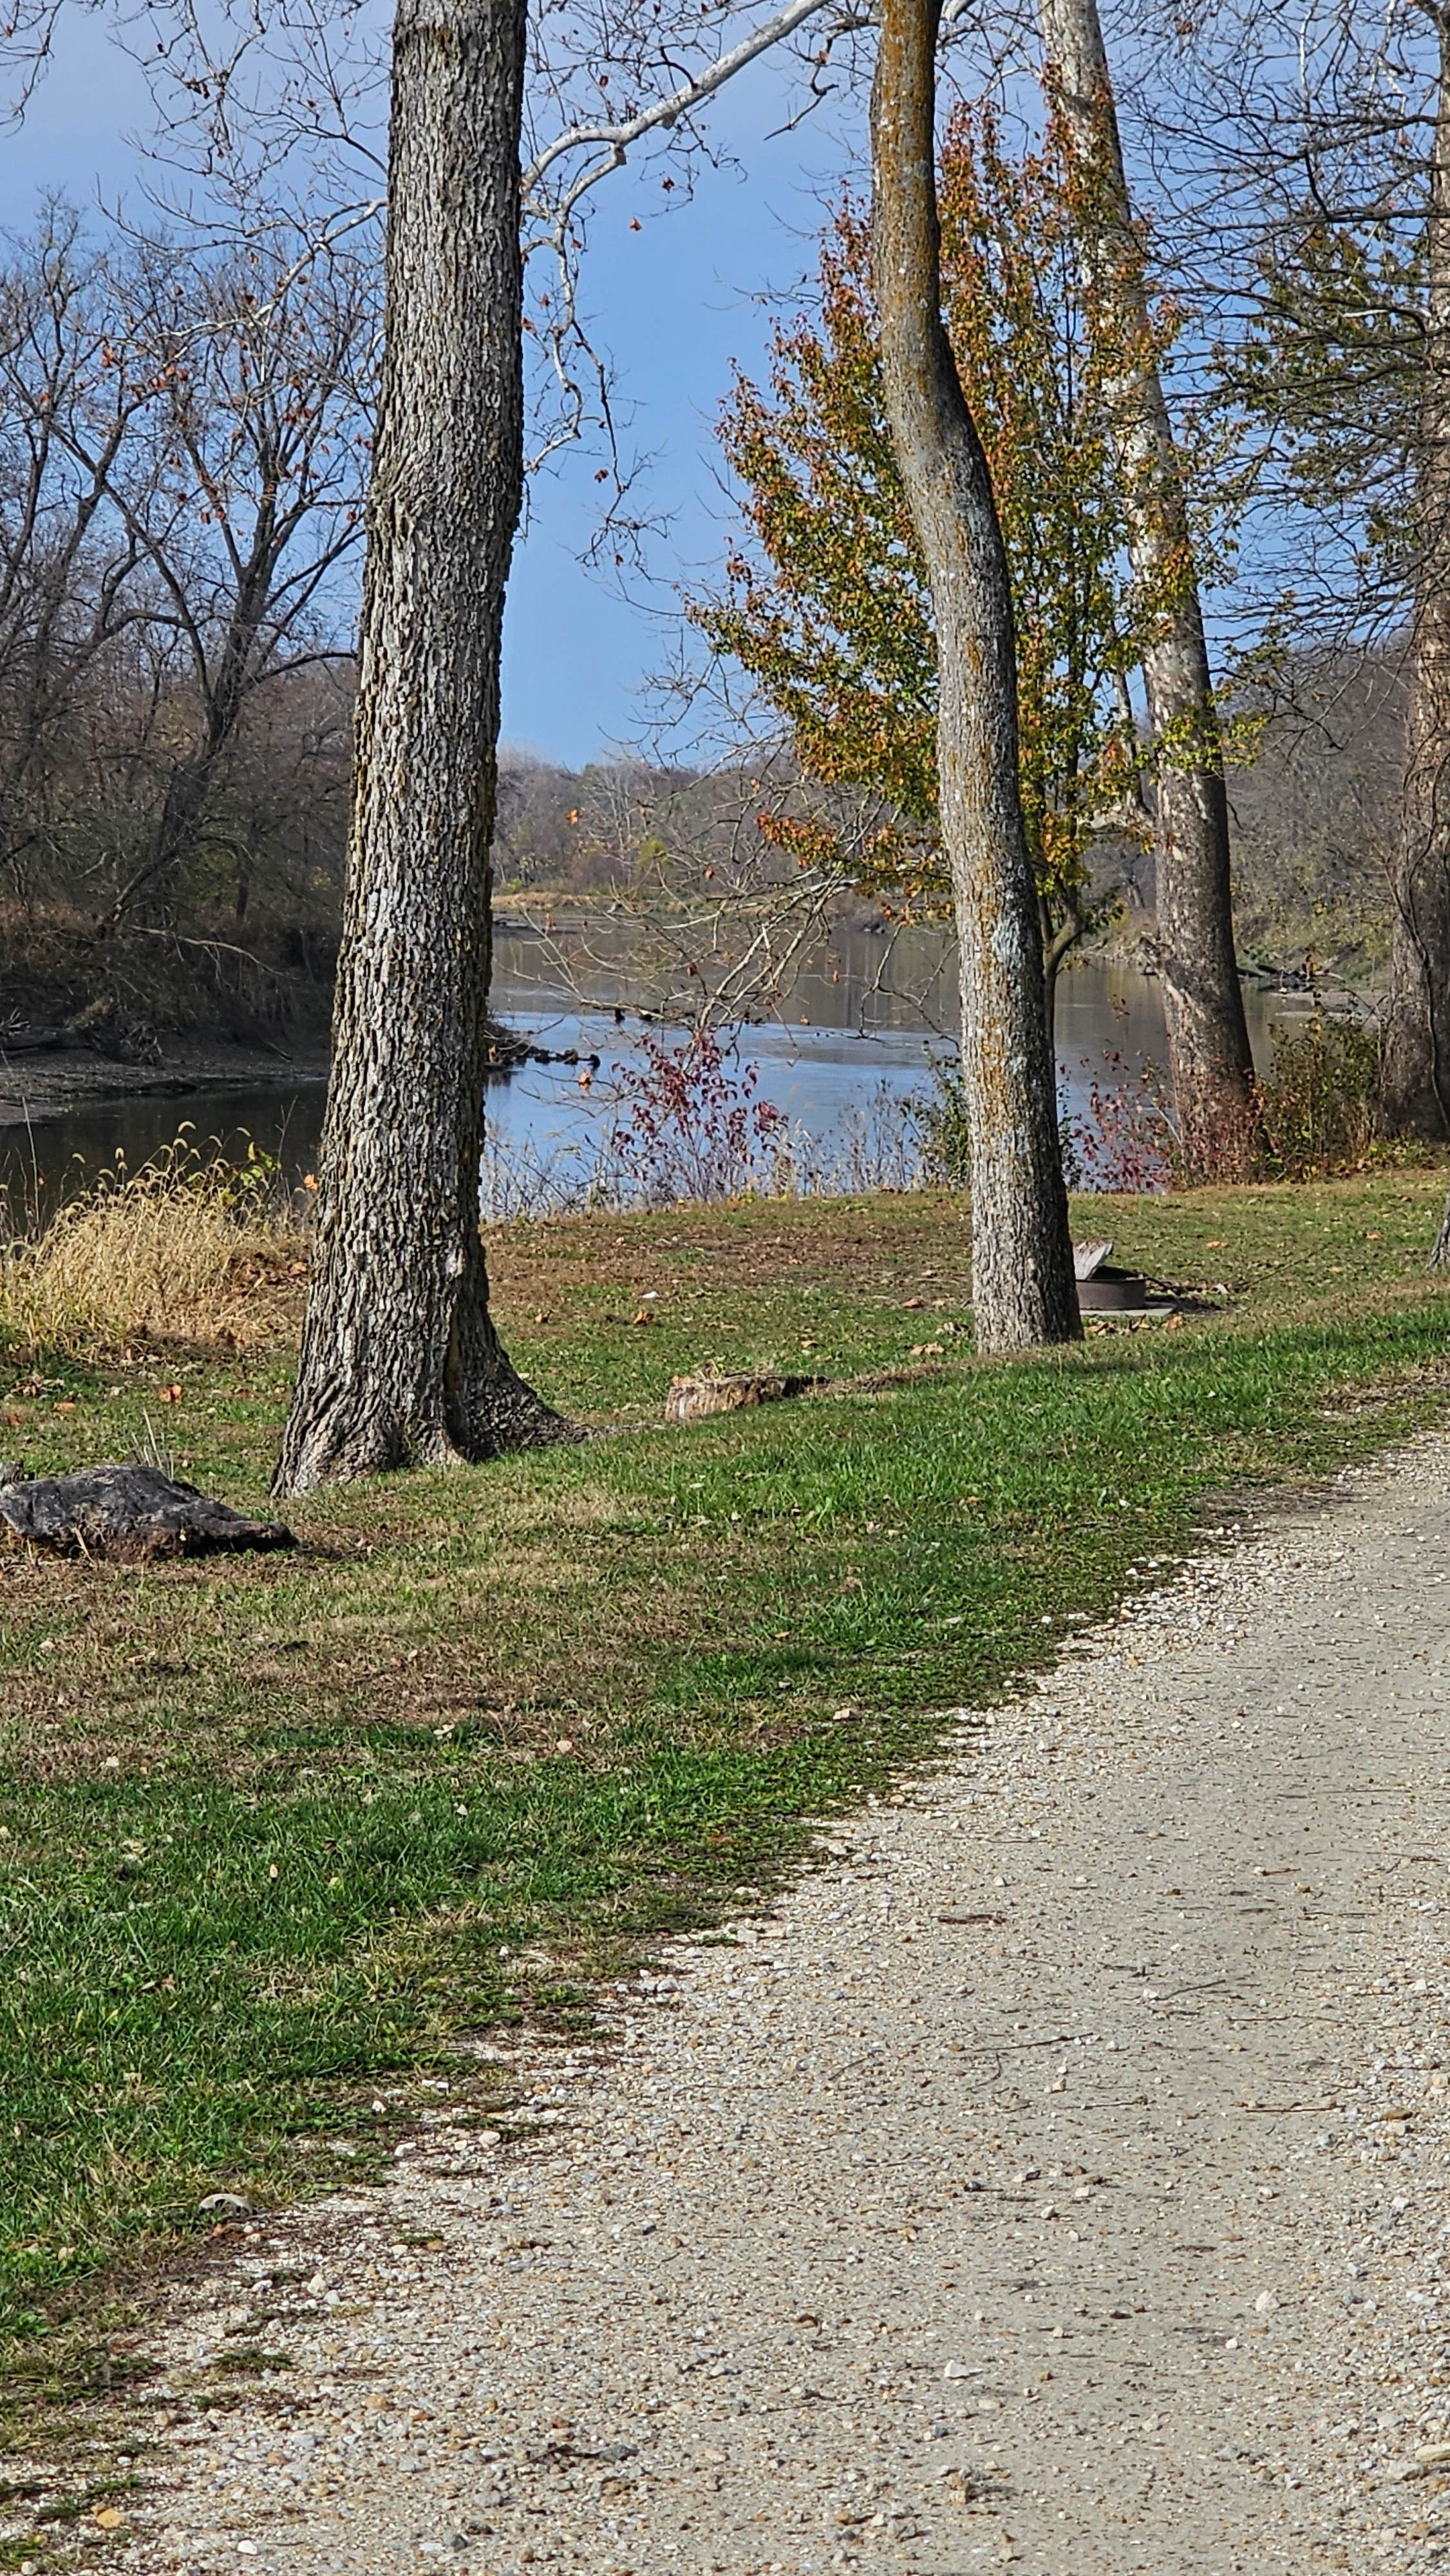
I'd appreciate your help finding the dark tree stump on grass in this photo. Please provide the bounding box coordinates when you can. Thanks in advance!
[0,1463,296,1562]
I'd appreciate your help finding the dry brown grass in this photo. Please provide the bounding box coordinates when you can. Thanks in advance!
[0,1140,307,1354]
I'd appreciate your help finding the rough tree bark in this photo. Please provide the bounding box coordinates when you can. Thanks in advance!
[1383,5,1450,1141]
[871,0,1080,1351]
[274,0,565,1492]
[1038,0,1257,1171]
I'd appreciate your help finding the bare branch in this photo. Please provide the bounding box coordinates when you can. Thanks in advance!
[520,0,836,205]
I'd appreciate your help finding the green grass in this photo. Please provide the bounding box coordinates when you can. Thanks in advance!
[2,1168,1449,2378]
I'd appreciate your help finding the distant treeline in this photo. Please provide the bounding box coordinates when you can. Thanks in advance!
[494,659,1407,988]
[1226,652,1402,982]
[0,202,1403,1046]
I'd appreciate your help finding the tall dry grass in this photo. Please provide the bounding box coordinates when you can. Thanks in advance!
[0,1139,308,1354]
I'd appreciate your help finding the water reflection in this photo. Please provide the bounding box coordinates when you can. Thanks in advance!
[0,920,1301,1221]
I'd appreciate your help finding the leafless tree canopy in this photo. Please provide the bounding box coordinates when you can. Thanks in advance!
[0,0,1434,1055]
[0,198,373,1043]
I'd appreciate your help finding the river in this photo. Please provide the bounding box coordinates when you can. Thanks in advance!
[0,918,1309,1217]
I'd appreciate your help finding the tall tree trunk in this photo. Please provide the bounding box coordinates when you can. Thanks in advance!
[274,0,565,1494]
[1382,10,1450,1141]
[871,0,1080,1352]
[1038,0,1257,1173]
[103,535,278,933]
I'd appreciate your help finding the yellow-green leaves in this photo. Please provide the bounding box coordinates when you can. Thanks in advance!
[694,103,1181,959]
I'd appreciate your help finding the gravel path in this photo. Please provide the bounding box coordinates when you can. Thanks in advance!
[37,1437,1450,2573]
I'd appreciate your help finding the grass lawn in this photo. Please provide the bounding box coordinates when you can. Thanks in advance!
[3,1165,1449,2389]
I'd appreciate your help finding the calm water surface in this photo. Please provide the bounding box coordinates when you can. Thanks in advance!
[1,920,1299,1215]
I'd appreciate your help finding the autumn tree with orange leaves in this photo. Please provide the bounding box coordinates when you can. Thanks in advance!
[696,99,1188,1019]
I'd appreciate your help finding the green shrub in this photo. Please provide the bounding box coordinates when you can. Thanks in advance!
[915,1056,973,1189]
[1256,1009,1382,1180]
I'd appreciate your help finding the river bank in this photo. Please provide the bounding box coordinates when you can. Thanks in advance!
[0,1037,331,1126]
[0,936,1346,1238]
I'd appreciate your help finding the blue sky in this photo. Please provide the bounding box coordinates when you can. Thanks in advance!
[505,56,861,763]
[4,12,859,766]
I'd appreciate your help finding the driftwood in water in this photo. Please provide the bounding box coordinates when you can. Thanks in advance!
[0,1463,296,1562]
[665,1370,823,1425]
[483,1017,599,1077]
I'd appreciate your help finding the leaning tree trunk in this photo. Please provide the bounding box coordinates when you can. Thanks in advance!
[1038,0,1257,1175]
[274,0,565,1493]
[1383,8,1450,1143]
[871,0,1079,1352]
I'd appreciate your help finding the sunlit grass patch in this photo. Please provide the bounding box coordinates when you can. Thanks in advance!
[1,1165,1449,2392]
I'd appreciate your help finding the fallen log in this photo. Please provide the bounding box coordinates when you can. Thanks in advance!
[0,996,162,1064]
[665,1369,824,1425]
[0,1462,296,1562]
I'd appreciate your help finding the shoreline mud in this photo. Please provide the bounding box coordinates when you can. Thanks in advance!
[0,1042,331,1127]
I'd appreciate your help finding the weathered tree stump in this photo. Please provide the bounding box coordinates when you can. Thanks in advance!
[0,1463,296,1562]
[664,1370,823,1425]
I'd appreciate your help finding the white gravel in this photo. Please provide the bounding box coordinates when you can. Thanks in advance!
[13,1435,1450,2572]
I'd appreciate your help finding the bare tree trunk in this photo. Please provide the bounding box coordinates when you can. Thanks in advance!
[106,728,232,933]
[275,0,565,1493]
[1042,888,1086,1032]
[1038,0,1257,1172]
[871,0,1079,1352]
[1382,11,1450,1139]
[104,553,272,933]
